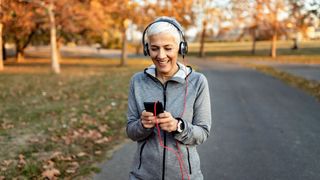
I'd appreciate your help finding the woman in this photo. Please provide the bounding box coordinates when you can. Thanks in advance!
[126,16,212,180]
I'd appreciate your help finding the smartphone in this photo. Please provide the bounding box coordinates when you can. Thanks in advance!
[144,101,164,116]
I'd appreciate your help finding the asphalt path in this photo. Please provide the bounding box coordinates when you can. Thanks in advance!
[94,60,320,180]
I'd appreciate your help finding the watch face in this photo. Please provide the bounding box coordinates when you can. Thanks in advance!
[178,120,183,132]
[180,120,185,130]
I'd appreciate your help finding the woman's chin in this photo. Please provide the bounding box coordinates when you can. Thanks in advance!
[157,67,170,74]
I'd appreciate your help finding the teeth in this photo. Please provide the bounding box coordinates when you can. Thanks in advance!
[159,60,168,64]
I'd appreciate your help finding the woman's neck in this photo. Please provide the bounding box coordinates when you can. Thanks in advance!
[156,64,179,84]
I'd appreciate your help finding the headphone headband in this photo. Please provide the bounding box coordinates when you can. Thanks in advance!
[142,18,188,57]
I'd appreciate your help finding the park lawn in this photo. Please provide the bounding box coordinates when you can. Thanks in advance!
[188,40,320,64]
[0,58,151,179]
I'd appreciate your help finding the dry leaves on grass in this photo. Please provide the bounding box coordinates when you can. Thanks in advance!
[1,159,13,172]
[41,160,60,180]
[17,154,26,169]
[61,128,110,145]
[66,161,79,174]
[1,122,14,130]
[49,151,74,162]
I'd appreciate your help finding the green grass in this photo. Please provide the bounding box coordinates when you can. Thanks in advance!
[0,59,151,179]
[188,40,320,63]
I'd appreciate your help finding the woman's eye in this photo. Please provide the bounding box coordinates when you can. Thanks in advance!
[165,48,172,51]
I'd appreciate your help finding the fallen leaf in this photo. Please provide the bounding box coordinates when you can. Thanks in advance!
[94,137,109,144]
[98,125,109,132]
[50,152,62,160]
[43,160,55,170]
[17,154,26,168]
[60,155,73,161]
[41,168,60,179]
[2,160,13,166]
[77,152,87,157]
[66,168,76,174]
[94,151,102,155]
[1,167,7,172]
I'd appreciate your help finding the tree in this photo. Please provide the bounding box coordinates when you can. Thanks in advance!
[0,0,3,70]
[194,0,222,57]
[4,0,109,73]
[233,0,289,58]
[20,0,60,73]
[232,0,264,54]
[289,0,319,50]
[2,0,41,62]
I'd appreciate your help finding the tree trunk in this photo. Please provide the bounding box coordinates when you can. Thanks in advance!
[120,28,127,66]
[15,45,25,62]
[292,32,299,50]
[199,20,207,58]
[2,39,6,61]
[135,44,141,55]
[251,28,257,55]
[48,1,60,74]
[0,22,3,70]
[16,50,25,62]
[292,38,298,50]
[57,39,62,61]
[271,31,277,58]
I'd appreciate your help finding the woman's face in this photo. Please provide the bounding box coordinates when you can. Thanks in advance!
[148,32,179,77]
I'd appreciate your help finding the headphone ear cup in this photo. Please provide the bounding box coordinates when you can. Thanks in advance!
[179,42,188,56]
[144,43,149,56]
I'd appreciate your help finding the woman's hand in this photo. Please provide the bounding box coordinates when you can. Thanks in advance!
[141,110,156,129]
[157,111,178,132]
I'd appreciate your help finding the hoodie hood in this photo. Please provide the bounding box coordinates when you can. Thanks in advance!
[144,62,193,84]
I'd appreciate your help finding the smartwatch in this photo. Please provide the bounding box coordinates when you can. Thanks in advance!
[176,118,185,133]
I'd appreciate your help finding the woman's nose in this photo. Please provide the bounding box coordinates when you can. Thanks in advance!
[158,48,166,59]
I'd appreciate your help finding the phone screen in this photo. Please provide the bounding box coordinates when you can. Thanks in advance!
[144,102,164,116]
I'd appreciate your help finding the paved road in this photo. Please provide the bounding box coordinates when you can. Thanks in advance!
[94,60,320,180]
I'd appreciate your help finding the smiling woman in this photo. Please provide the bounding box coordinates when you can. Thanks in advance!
[126,16,212,180]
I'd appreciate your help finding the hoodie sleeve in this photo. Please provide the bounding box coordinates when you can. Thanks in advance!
[126,76,153,141]
[174,74,212,145]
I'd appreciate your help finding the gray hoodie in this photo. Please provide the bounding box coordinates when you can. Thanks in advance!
[127,62,212,180]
